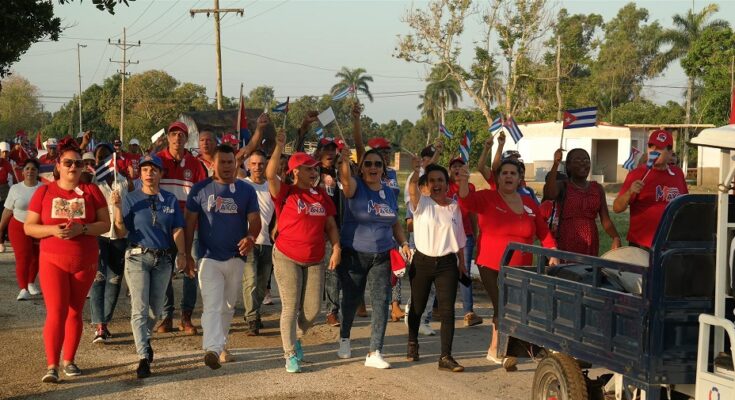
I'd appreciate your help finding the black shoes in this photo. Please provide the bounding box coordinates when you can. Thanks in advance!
[438,355,464,372]
[245,320,259,336]
[136,359,151,379]
[204,351,221,370]
[63,363,82,376]
[407,341,420,361]
[41,368,58,383]
[146,340,154,363]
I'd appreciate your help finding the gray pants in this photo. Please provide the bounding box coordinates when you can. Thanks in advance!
[125,250,172,360]
[241,244,273,322]
[272,246,325,359]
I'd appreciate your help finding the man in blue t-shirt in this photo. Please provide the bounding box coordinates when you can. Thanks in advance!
[184,145,261,370]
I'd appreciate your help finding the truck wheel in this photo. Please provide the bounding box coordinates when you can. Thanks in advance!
[532,353,588,400]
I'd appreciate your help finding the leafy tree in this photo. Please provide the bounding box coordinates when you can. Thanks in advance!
[0,75,47,137]
[247,86,275,110]
[331,67,374,102]
[418,64,463,126]
[611,100,685,125]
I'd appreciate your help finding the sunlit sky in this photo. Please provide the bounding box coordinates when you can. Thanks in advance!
[10,0,733,123]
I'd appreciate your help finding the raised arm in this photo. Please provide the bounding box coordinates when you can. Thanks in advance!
[351,102,365,162]
[477,135,494,181]
[338,145,358,198]
[237,113,269,163]
[110,190,128,237]
[266,129,286,198]
[543,148,564,201]
[491,131,506,172]
[408,155,421,211]
[427,140,443,166]
[295,111,319,153]
[457,165,472,199]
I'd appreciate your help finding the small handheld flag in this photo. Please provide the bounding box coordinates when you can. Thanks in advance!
[332,85,355,101]
[563,106,597,129]
[504,117,523,144]
[489,117,502,133]
[459,129,472,163]
[318,107,337,126]
[272,97,289,113]
[622,147,641,171]
[236,93,251,144]
[95,155,116,181]
[646,151,660,169]
[315,127,324,140]
[439,124,453,139]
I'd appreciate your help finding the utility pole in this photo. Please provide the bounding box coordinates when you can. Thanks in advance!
[77,43,87,135]
[108,27,140,142]
[190,0,243,110]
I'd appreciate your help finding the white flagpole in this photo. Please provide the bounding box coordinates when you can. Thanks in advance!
[113,152,118,187]
[237,83,244,141]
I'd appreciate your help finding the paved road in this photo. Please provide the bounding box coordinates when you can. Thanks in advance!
[0,248,563,400]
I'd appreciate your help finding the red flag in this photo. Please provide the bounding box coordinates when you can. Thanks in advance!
[236,95,251,143]
[35,131,42,151]
[730,87,735,125]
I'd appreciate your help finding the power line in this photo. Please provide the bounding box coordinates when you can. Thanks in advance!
[125,0,156,32]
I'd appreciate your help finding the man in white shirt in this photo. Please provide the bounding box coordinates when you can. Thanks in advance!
[240,150,275,336]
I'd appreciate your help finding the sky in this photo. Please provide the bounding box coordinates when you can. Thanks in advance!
[10,0,735,124]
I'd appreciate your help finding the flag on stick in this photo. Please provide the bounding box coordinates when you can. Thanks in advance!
[641,151,661,181]
[504,117,523,144]
[236,85,251,144]
[439,124,453,139]
[562,106,598,129]
[95,155,116,181]
[489,117,503,133]
[622,147,641,171]
[318,107,337,126]
[459,129,472,163]
[315,127,324,140]
[272,97,289,113]
[332,85,355,101]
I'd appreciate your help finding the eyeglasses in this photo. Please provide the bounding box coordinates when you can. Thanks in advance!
[148,196,158,228]
[61,159,83,168]
[363,160,383,168]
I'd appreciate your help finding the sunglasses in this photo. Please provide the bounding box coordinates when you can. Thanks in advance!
[61,159,83,168]
[363,160,383,168]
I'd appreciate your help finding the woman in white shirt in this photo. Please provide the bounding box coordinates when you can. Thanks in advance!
[0,159,43,300]
[406,161,468,373]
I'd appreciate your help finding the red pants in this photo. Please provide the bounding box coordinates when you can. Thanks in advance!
[9,218,39,289]
[39,253,96,366]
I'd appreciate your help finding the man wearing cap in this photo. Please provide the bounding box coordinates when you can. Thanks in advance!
[185,144,260,369]
[156,121,208,334]
[613,129,688,249]
[38,138,59,165]
[125,138,143,179]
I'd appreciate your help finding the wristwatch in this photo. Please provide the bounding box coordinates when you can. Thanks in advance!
[82,224,88,234]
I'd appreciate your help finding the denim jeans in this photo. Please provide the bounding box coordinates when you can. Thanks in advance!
[199,257,244,354]
[241,244,273,322]
[460,235,475,314]
[272,246,325,358]
[90,237,127,324]
[162,232,199,319]
[125,250,172,359]
[323,243,341,315]
[338,248,391,352]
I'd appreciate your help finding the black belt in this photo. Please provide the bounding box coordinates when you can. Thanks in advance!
[130,245,169,257]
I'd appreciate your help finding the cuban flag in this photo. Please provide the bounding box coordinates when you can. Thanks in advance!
[439,124,453,139]
[504,117,523,143]
[38,164,56,184]
[459,129,472,163]
[646,151,660,169]
[489,116,503,133]
[236,94,251,144]
[95,154,116,181]
[562,106,597,129]
[272,97,289,113]
[622,147,641,171]
[332,85,354,101]
[315,126,324,140]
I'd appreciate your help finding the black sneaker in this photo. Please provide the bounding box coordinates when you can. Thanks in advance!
[63,363,82,376]
[92,325,108,344]
[41,368,58,383]
[245,320,259,336]
[256,317,264,330]
[204,351,221,370]
[103,325,113,339]
[136,359,151,379]
[146,340,154,363]
[407,341,420,361]
[438,355,464,372]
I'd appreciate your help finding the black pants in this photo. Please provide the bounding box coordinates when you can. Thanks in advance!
[408,251,458,358]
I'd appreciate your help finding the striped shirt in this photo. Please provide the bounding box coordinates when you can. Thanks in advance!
[157,148,207,211]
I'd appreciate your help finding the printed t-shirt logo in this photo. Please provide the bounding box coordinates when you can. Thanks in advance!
[296,198,326,216]
[367,200,396,217]
[51,197,86,219]
[207,194,238,213]
[386,178,399,189]
[655,185,681,202]
[184,169,192,180]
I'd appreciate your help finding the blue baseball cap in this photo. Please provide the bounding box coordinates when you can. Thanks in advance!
[139,154,163,170]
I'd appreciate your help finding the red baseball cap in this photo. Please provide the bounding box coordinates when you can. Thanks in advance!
[287,152,319,174]
[167,121,189,135]
[367,137,391,150]
[449,156,465,166]
[222,133,239,146]
[648,129,673,148]
[318,137,346,150]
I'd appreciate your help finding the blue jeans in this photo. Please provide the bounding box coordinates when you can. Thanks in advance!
[324,243,341,315]
[125,250,172,359]
[460,235,475,314]
[90,238,127,324]
[162,232,198,318]
[241,244,273,322]
[338,247,391,352]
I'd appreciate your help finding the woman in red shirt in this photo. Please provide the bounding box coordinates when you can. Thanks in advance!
[24,137,110,383]
[457,159,558,371]
[266,130,341,373]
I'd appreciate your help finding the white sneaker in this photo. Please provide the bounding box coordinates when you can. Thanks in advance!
[28,283,41,296]
[16,289,31,301]
[364,350,391,369]
[419,323,436,336]
[337,338,351,359]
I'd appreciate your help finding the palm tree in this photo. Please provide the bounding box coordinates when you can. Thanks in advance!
[331,67,374,102]
[658,3,729,170]
[418,64,463,123]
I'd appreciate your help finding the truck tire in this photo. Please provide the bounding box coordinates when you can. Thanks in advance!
[532,353,588,400]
